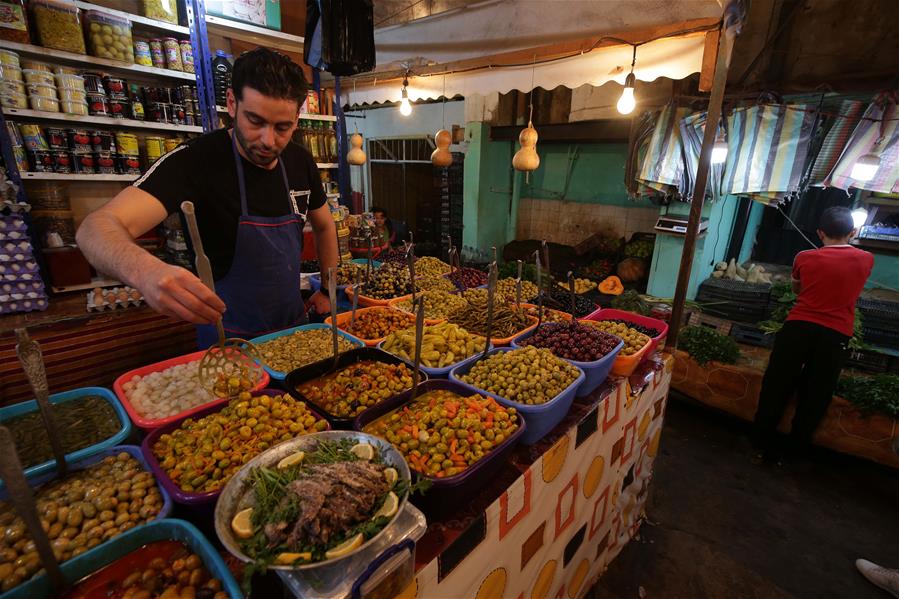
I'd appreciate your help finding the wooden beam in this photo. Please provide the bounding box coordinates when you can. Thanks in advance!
[668,24,731,348]
[699,29,720,92]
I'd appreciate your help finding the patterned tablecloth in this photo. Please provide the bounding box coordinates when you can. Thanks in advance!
[402,353,674,599]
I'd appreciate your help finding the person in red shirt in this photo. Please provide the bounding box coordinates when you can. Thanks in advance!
[753,206,874,463]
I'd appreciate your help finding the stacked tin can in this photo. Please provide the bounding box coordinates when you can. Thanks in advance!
[141,83,198,126]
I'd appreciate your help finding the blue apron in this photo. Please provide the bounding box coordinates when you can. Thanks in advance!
[196,132,306,349]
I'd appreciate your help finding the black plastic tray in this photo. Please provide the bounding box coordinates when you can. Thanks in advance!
[729,322,775,348]
[354,379,526,520]
[284,347,428,429]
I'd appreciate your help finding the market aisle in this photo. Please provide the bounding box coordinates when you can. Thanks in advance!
[590,395,899,599]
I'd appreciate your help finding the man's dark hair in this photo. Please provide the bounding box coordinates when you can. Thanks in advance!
[232,47,308,105]
[371,206,387,216]
[819,206,855,238]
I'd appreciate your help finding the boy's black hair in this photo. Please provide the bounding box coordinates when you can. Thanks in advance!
[819,206,855,238]
[370,206,387,216]
[232,48,308,106]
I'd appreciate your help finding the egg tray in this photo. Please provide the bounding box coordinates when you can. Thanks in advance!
[0,297,47,313]
[1,200,31,214]
[86,286,144,311]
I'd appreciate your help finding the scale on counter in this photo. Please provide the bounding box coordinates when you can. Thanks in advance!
[654,215,709,235]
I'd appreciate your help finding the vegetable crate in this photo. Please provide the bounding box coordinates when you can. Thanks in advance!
[696,278,773,323]
[729,323,775,348]
[687,312,733,336]
[845,349,893,374]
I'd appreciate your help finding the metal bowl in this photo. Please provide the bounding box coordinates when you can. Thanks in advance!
[214,430,411,571]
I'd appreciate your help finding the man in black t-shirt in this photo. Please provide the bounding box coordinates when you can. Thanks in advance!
[77,49,337,344]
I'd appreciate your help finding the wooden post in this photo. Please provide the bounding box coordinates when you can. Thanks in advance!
[667,26,736,348]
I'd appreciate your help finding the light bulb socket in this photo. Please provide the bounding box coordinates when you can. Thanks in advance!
[624,72,636,89]
[401,87,408,100]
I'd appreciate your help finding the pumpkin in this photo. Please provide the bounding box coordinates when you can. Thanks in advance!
[616,258,647,283]
[512,120,540,172]
[431,128,453,167]
[347,132,366,165]
[598,275,624,295]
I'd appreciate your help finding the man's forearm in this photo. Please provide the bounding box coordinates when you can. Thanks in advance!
[76,212,166,288]
[314,223,339,284]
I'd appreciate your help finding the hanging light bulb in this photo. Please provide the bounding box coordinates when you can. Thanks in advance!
[617,72,636,115]
[851,207,869,229]
[850,152,880,182]
[399,77,412,116]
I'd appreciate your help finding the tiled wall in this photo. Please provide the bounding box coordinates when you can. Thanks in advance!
[516,198,659,244]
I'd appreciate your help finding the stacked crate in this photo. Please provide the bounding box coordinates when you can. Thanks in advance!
[440,152,464,254]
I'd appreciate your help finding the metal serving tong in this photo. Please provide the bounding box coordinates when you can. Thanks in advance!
[410,296,426,401]
[483,261,498,359]
[327,266,340,367]
[181,201,262,398]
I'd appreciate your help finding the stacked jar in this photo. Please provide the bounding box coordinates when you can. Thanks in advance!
[0,50,26,111]
[141,84,199,125]
[143,37,193,73]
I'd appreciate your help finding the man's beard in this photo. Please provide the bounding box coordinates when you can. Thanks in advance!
[233,121,279,167]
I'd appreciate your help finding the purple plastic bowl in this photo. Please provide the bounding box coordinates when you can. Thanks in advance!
[140,389,330,506]
[511,326,623,397]
[449,348,585,445]
[353,379,526,518]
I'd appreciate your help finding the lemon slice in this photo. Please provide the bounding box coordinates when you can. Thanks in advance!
[274,552,312,565]
[373,491,398,520]
[230,507,254,539]
[350,443,375,461]
[277,451,306,469]
[383,467,398,485]
[325,533,364,560]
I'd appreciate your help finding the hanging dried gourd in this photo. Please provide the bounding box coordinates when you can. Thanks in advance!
[512,120,540,178]
[347,132,366,165]
[431,129,453,167]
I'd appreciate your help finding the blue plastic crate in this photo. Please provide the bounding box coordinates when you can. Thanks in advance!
[4,519,241,599]
[449,348,584,445]
[510,329,622,397]
[250,323,365,381]
[0,387,131,482]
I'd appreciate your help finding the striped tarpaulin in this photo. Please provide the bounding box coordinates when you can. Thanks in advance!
[723,104,816,205]
[0,308,195,407]
[809,100,866,185]
[679,111,726,203]
[825,94,899,194]
[637,104,692,196]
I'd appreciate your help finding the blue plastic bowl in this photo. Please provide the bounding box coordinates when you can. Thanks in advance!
[4,519,241,599]
[0,386,131,482]
[0,445,174,599]
[511,329,623,397]
[449,348,585,445]
[376,339,494,378]
[250,323,365,381]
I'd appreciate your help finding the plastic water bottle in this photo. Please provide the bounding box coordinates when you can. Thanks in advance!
[212,50,232,107]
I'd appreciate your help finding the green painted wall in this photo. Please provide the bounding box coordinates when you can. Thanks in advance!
[869,253,899,291]
[462,122,514,250]
[522,144,633,206]
[738,201,765,264]
[646,197,740,299]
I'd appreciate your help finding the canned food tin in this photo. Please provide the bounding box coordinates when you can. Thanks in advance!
[90,130,115,152]
[184,112,195,127]
[20,124,48,151]
[103,76,127,98]
[87,92,109,116]
[52,150,73,174]
[45,127,67,150]
[29,150,54,172]
[108,98,129,119]
[149,39,165,69]
[94,151,116,174]
[68,129,92,153]
[178,84,194,102]
[179,40,194,74]
[163,138,181,153]
[116,154,141,175]
[134,40,152,67]
[170,103,185,125]
[115,132,138,155]
[131,99,144,121]
[73,152,96,173]
[162,38,182,71]
[83,73,105,95]
[145,136,164,163]
[148,102,168,123]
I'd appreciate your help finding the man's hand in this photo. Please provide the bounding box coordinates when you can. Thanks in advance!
[306,290,331,316]
[136,263,226,324]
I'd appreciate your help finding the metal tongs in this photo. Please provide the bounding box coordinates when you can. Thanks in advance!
[0,426,65,592]
[350,269,361,329]
[410,296,426,401]
[327,266,340,367]
[515,259,523,309]
[406,243,417,304]
[535,250,544,330]
[483,261,498,358]
[15,329,66,476]
[567,271,577,327]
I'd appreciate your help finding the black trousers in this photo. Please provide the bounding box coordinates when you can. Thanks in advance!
[753,320,850,455]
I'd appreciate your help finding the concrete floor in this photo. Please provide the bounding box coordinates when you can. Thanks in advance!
[590,396,899,599]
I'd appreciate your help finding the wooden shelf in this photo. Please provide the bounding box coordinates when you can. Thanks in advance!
[851,239,899,254]
[3,108,203,133]
[216,106,337,122]
[73,1,190,35]
[20,172,136,182]
[317,163,338,169]
[205,15,303,53]
[0,40,196,81]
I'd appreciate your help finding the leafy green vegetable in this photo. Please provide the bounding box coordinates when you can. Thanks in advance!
[611,289,650,315]
[757,284,865,350]
[679,325,740,366]
[837,374,899,418]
